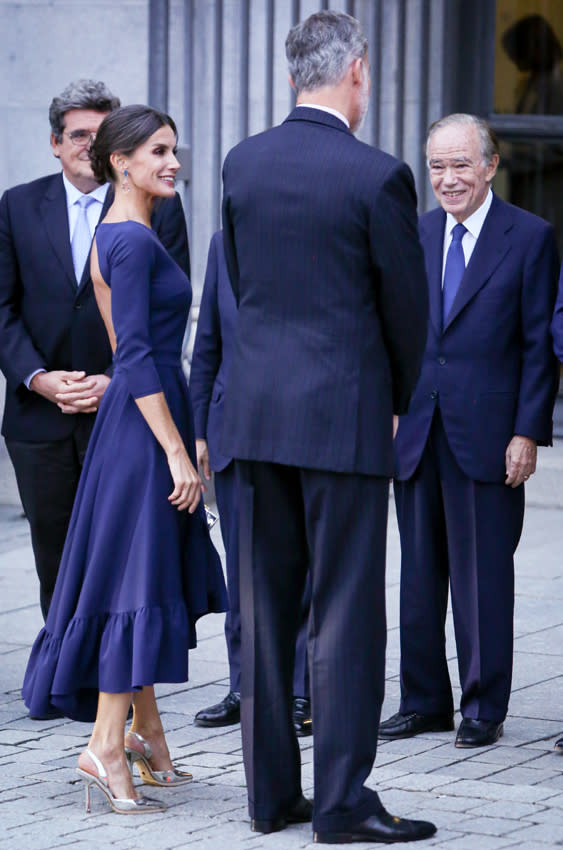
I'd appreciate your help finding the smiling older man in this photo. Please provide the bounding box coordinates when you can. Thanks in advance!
[379,113,560,748]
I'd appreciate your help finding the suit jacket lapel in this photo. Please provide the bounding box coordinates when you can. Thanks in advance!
[444,195,512,331]
[40,174,76,293]
[420,212,445,337]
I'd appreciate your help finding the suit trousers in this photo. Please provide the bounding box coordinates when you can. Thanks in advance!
[236,459,388,832]
[6,423,91,620]
[394,409,524,722]
[215,460,310,697]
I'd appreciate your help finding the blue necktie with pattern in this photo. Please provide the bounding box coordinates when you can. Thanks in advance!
[442,222,467,327]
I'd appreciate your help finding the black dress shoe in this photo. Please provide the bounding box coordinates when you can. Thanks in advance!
[554,737,563,751]
[378,710,454,739]
[251,795,313,833]
[194,691,240,727]
[455,718,503,748]
[293,696,313,737]
[314,808,437,844]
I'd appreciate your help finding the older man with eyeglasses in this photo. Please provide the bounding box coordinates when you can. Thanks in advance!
[0,80,190,643]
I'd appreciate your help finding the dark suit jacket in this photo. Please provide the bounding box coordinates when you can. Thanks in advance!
[221,107,428,477]
[190,230,237,472]
[394,193,560,483]
[0,173,190,441]
[551,263,563,361]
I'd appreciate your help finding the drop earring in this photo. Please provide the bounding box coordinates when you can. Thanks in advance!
[121,168,130,193]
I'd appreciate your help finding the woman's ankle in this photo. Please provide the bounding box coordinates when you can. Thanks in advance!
[128,724,165,743]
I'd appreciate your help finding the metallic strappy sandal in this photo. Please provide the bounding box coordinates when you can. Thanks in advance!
[124,730,193,786]
[76,748,167,814]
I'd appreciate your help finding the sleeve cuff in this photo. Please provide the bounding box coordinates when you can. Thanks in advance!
[24,368,46,390]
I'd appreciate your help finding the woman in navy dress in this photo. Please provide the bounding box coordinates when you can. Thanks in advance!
[22,105,226,814]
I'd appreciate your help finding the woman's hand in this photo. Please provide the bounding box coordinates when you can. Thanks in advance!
[167,447,202,512]
[133,392,203,512]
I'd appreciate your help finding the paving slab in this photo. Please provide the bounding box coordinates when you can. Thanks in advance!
[2,499,563,848]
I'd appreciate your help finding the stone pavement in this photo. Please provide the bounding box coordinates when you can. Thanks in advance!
[1,479,563,850]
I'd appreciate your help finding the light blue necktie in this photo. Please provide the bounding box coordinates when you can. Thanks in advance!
[442,222,467,327]
[71,195,96,284]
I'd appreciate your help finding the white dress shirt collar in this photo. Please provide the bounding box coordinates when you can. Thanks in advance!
[62,173,109,209]
[444,188,493,244]
[296,103,350,129]
[441,189,493,281]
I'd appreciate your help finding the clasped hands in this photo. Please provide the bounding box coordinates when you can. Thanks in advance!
[30,370,110,414]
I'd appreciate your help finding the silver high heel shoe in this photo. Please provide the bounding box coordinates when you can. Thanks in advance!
[76,748,167,814]
[124,730,193,786]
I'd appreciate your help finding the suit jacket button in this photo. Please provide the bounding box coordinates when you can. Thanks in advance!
[74,304,82,310]
[430,390,438,400]
[438,356,446,365]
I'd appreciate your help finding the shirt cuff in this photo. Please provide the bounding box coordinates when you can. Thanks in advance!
[24,368,46,390]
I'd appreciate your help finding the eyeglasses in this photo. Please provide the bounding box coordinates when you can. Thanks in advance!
[64,130,96,147]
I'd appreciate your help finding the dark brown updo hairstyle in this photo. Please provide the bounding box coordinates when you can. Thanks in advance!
[90,104,178,185]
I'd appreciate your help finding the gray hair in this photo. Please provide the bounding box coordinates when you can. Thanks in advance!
[49,79,121,141]
[426,113,500,166]
[285,10,368,95]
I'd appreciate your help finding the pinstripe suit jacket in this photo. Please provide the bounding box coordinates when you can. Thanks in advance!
[221,107,428,476]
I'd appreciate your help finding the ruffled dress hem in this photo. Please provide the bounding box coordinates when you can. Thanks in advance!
[23,600,202,722]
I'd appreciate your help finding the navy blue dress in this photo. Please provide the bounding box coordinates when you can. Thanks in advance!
[22,221,227,722]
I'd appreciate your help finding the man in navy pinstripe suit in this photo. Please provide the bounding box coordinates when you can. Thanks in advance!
[221,11,434,844]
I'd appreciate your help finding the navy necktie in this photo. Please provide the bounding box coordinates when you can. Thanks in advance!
[442,222,467,326]
[71,195,96,284]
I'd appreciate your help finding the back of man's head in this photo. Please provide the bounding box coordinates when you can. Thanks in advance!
[285,10,367,96]
[49,79,120,142]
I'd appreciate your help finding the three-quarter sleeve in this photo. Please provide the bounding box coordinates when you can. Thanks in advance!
[107,227,163,399]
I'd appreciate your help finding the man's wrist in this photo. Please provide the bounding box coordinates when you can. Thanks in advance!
[513,434,537,446]
[25,368,46,390]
